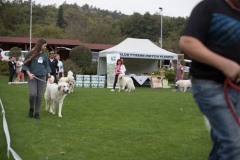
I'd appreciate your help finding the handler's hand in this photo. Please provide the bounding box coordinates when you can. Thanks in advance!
[28,73,35,80]
[220,59,240,83]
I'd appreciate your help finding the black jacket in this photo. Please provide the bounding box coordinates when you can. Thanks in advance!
[8,60,16,73]
[49,58,59,74]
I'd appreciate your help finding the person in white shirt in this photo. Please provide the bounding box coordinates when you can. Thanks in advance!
[55,54,64,78]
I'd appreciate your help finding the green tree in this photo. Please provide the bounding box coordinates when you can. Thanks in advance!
[163,30,181,53]
[9,47,21,58]
[69,45,92,74]
[63,59,82,75]
[120,12,159,42]
[33,24,65,38]
[56,5,65,28]
[0,1,188,54]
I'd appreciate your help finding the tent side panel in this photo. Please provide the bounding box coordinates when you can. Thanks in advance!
[124,59,158,74]
[97,57,107,75]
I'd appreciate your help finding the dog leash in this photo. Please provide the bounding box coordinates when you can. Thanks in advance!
[33,76,47,83]
[224,78,240,127]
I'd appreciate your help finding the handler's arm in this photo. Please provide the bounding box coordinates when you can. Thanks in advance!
[179,36,240,82]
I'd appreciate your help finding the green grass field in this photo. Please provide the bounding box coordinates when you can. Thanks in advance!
[0,75,211,160]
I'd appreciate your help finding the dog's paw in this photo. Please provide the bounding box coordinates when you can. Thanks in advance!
[58,114,62,118]
[49,109,55,114]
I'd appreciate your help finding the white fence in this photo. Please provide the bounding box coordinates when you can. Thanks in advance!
[0,98,22,160]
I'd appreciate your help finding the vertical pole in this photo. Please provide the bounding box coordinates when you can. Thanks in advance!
[30,0,32,50]
[159,7,163,69]
[159,7,163,48]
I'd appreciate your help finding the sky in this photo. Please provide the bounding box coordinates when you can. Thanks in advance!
[36,0,203,17]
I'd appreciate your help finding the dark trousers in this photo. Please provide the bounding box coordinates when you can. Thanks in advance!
[9,70,15,82]
[113,74,119,89]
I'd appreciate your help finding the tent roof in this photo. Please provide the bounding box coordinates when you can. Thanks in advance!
[99,38,178,60]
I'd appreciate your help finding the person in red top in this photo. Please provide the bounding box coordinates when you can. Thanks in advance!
[111,59,126,91]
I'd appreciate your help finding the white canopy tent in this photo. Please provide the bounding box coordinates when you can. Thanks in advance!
[97,38,178,75]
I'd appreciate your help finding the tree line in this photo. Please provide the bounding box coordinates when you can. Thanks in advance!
[0,0,188,53]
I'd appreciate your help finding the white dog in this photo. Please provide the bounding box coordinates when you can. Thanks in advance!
[45,76,69,117]
[118,74,135,92]
[59,70,75,93]
[175,79,192,93]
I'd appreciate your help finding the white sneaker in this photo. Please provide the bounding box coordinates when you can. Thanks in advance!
[110,89,115,91]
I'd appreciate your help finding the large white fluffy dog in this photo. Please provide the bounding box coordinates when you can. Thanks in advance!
[175,79,192,93]
[45,76,69,117]
[59,70,75,93]
[118,74,135,92]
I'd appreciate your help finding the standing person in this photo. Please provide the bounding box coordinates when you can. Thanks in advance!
[55,53,64,79]
[179,0,240,159]
[48,51,59,83]
[175,61,184,82]
[111,59,126,91]
[172,61,184,91]
[22,38,51,119]
[8,56,16,83]
[16,56,25,82]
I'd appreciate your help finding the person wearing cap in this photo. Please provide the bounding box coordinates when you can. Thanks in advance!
[49,51,59,83]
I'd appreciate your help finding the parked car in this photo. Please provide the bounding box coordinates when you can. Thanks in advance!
[0,48,2,60]
[0,50,28,61]
[183,59,192,73]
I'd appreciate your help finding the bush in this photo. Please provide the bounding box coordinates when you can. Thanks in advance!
[69,45,92,68]
[69,45,93,75]
[63,59,82,76]
[164,69,176,84]
[152,68,176,84]
[0,60,9,75]
[9,47,21,58]
[85,61,98,75]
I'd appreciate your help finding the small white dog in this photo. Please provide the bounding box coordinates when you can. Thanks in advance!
[118,74,135,92]
[45,76,69,117]
[59,70,75,93]
[175,79,192,93]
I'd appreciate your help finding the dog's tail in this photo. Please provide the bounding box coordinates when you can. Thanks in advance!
[47,76,54,85]
[133,85,136,90]
[132,85,136,90]
[130,79,135,90]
